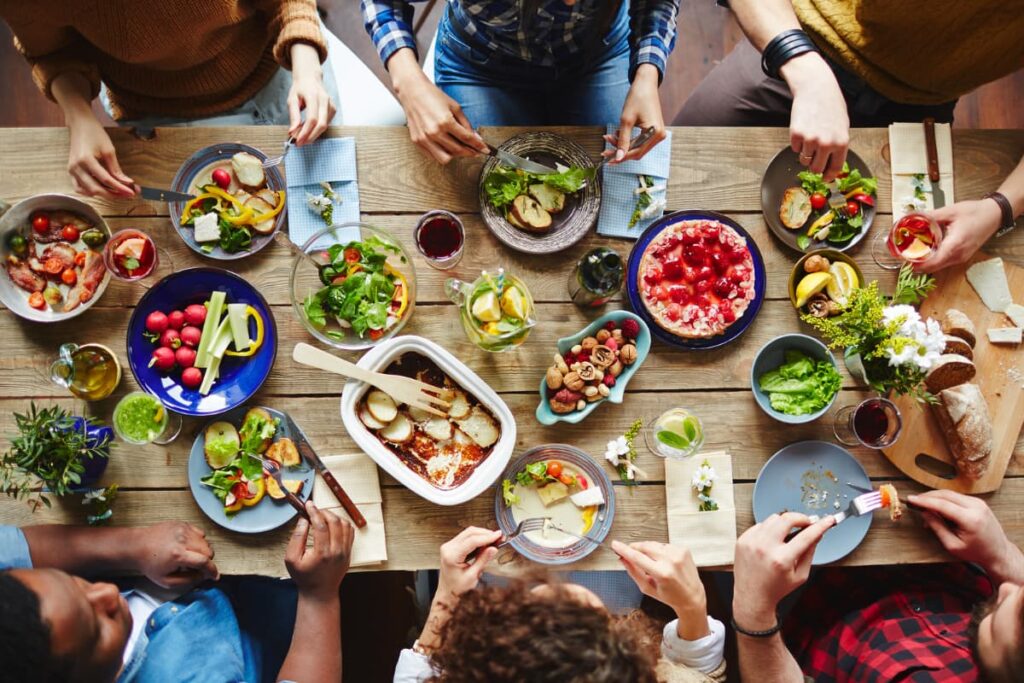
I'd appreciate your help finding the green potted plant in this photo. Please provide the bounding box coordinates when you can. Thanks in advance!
[1,403,115,512]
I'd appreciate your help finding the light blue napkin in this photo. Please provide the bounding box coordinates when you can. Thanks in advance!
[284,137,360,246]
[596,126,671,239]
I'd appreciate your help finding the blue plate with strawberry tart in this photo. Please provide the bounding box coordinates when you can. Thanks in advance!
[126,268,277,417]
[626,210,766,350]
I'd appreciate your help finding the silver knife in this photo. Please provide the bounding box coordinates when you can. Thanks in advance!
[140,186,195,203]
[486,142,559,174]
[923,118,946,209]
[282,413,367,528]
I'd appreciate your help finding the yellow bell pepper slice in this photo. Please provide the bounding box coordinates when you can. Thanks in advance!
[224,306,265,357]
[386,265,409,319]
[179,192,220,224]
[807,210,835,237]
[248,191,286,225]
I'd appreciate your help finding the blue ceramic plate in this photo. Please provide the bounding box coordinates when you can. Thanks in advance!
[187,405,314,533]
[495,444,615,565]
[752,440,872,565]
[626,210,767,350]
[535,310,650,425]
[750,334,839,424]
[169,143,286,260]
[126,268,277,417]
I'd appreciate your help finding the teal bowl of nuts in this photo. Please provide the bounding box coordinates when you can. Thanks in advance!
[536,310,651,425]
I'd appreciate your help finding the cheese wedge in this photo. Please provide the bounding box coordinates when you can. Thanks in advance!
[987,327,1023,344]
[1006,303,1024,328]
[966,258,1013,313]
[569,487,605,508]
[193,212,221,243]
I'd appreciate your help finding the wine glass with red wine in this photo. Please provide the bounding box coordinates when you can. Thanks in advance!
[833,397,902,449]
[415,210,465,270]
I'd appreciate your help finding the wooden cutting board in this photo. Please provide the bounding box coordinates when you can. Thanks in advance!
[883,251,1024,493]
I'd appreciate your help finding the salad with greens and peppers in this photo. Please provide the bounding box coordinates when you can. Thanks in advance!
[302,236,410,341]
[779,162,878,251]
[482,165,595,231]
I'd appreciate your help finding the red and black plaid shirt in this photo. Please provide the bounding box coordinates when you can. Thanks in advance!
[783,563,993,682]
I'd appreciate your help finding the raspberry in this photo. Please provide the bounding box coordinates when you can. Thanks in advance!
[620,318,640,339]
[562,353,576,365]
[604,338,618,352]
[604,320,617,331]
[603,374,616,387]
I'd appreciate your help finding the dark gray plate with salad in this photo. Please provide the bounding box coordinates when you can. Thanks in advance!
[761,148,877,253]
[479,132,600,254]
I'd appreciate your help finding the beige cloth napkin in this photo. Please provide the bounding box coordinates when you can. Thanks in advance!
[889,122,955,218]
[312,454,387,567]
[664,450,736,567]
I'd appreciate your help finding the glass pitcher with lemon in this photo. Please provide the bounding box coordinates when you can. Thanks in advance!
[444,269,536,352]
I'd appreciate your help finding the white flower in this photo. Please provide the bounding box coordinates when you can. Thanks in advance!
[691,464,717,491]
[604,436,629,464]
[82,489,107,504]
[883,305,920,331]
[306,193,332,210]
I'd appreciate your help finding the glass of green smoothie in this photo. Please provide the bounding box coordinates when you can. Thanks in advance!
[113,391,181,445]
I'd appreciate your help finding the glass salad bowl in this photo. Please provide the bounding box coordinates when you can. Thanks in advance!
[289,223,416,352]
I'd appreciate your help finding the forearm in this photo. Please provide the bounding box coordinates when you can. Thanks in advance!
[416,595,455,652]
[290,42,324,79]
[278,593,342,683]
[995,154,1024,217]
[21,525,144,574]
[50,72,98,128]
[387,47,427,94]
[734,602,804,682]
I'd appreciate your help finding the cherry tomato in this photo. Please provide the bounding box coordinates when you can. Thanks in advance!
[73,251,87,267]
[368,328,384,340]
[31,213,50,234]
[28,291,46,309]
[558,473,575,487]
[546,461,563,478]
[343,247,361,264]
[845,200,860,217]
[810,193,827,211]
[576,475,588,490]
[43,257,64,275]
[211,168,232,191]
[61,224,80,242]
[61,268,77,286]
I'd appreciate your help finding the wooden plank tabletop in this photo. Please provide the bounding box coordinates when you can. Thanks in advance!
[1,125,1022,577]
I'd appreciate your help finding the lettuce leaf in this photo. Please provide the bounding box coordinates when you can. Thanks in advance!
[758,350,841,416]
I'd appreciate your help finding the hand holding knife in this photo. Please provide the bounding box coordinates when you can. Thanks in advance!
[284,414,367,528]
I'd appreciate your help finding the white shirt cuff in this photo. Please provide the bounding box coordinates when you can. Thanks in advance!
[661,616,726,674]
[393,648,433,683]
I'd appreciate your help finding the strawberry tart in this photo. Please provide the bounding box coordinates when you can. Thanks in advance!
[637,219,756,339]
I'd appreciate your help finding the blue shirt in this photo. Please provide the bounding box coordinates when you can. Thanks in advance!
[362,0,680,80]
[0,527,259,683]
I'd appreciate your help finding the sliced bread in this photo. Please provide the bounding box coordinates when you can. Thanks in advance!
[231,151,266,190]
[942,334,973,360]
[779,187,812,229]
[528,183,566,214]
[510,195,552,232]
[941,309,976,348]
[924,353,976,393]
[932,383,992,480]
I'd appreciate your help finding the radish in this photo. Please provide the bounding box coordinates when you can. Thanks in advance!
[167,310,185,330]
[184,304,207,326]
[181,366,203,389]
[149,346,175,372]
[159,328,181,349]
[145,310,168,334]
[175,346,197,368]
[180,325,203,348]
[211,168,231,191]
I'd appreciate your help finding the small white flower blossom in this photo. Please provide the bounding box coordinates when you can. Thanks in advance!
[691,464,717,491]
[880,306,945,371]
[82,489,107,504]
[306,193,332,210]
[604,436,629,464]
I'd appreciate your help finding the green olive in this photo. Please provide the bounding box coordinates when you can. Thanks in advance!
[7,234,27,255]
[80,228,108,247]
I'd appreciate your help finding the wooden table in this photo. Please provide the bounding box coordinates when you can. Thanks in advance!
[1,126,1022,577]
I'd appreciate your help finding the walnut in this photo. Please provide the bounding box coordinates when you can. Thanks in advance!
[590,345,615,369]
[803,254,830,274]
[576,362,598,382]
[553,353,569,375]
[550,398,577,414]
[546,367,564,391]
[563,371,585,392]
[608,360,624,377]
[619,344,638,365]
[611,329,625,345]
[553,389,583,404]
[806,292,833,318]
[595,329,612,343]
[583,385,599,398]
[581,336,599,351]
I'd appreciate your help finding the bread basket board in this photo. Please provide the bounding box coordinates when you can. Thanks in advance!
[882,252,1024,493]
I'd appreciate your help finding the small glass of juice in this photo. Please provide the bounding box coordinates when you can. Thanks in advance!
[833,397,902,449]
[415,210,465,270]
[644,408,704,460]
[113,391,181,445]
[887,213,942,264]
[49,343,122,401]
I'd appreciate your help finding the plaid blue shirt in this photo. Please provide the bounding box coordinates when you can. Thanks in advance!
[362,0,680,80]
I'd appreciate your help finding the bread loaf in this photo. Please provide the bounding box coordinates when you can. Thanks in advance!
[932,383,992,480]
[941,335,973,360]
[941,309,976,348]
[924,354,976,393]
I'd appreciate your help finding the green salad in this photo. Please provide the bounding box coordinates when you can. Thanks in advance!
[483,166,594,209]
[794,162,878,250]
[758,350,841,416]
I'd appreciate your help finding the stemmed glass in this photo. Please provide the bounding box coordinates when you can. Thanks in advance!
[871,213,943,271]
[833,397,902,449]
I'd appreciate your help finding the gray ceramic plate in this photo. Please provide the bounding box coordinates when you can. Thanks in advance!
[760,148,875,253]
[479,132,600,254]
[752,440,872,565]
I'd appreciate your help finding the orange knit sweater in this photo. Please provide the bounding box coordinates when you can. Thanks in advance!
[0,1,327,120]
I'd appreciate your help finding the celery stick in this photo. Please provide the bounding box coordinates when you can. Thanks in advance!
[196,291,227,368]
[226,303,251,352]
[210,316,234,359]
[199,356,221,395]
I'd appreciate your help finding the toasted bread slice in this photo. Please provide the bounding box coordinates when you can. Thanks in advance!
[240,407,276,453]
[528,183,566,214]
[510,195,552,232]
[231,152,266,190]
[242,195,276,234]
[780,187,812,229]
[204,421,240,469]
[266,475,305,500]
[266,437,300,467]
[879,484,904,521]
[233,189,253,205]
[255,188,279,207]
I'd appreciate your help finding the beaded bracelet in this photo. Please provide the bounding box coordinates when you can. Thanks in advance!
[731,615,782,638]
[761,29,819,80]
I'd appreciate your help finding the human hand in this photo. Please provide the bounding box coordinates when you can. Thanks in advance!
[436,526,502,599]
[782,52,849,181]
[914,199,1003,273]
[613,540,709,640]
[909,490,1024,584]
[733,513,834,630]
[285,502,354,601]
[66,115,137,199]
[289,42,337,146]
[132,521,218,588]
[605,64,666,164]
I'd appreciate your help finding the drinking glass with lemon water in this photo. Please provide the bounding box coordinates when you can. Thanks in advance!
[644,409,704,460]
[444,269,536,352]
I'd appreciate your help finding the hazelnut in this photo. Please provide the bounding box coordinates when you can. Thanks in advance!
[596,329,612,343]
[597,383,611,397]
[570,344,583,355]
[803,254,830,274]
[620,344,638,365]
[546,367,564,391]
[577,362,598,382]
[553,353,569,375]
[611,329,625,345]
[550,398,576,414]
[583,385,599,398]
[590,345,615,369]
[581,337,599,351]
[609,360,624,377]
[563,371,585,392]
[576,399,586,411]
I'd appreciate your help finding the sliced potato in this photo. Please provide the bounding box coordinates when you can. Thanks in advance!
[359,406,388,430]
[447,390,470,420]
[266,476,304,500]
[455,406,500,448]
[379,413,414,443]
[452,428,472,445]
[233,189,253,205]
[240,407,276,454]
[204,421,240,469]
[366,390,398,423]
[407,405,435,423]
[255,188,279,207]
[423,417,453,441]
[274,437,300,466]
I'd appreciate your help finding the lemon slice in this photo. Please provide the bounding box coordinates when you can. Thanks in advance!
[471,290,502,322]
[500,285,528,320]
[826,262,859,306]
[795,271,833,308]
[900,237,933,260]
[657,414,702,449]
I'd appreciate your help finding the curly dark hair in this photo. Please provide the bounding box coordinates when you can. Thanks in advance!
[0,570,65,683]
[427,581,659,683]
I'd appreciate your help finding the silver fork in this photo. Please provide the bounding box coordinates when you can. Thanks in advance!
[545,520,608,549]
[466,517,548,563]
[808,489,883,526]
[250,453,309,521]
[262,138,294,169]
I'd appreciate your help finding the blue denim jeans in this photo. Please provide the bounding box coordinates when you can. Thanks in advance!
[433,3,632,127]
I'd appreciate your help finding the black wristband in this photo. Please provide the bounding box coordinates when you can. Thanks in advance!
[731,615,783,638]
[761,29,819,80]
[985,191,1017,236]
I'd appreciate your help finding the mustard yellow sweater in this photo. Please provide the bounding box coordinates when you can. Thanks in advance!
[0,0,327,120]
[793,0,1024,105]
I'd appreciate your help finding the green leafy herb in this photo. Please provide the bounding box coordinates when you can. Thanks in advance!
[482,164,595,210]
[892,263,937,305]
[501,479,519,506]
[912,174,928,201]
[836,164,878,196]
[218,221,252,253]
[796,234,811,250]
[629,175,655,228]
[303,291,327,328]
[758,350,842,416]
[239,413,277,455]
[798,170,829,197]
